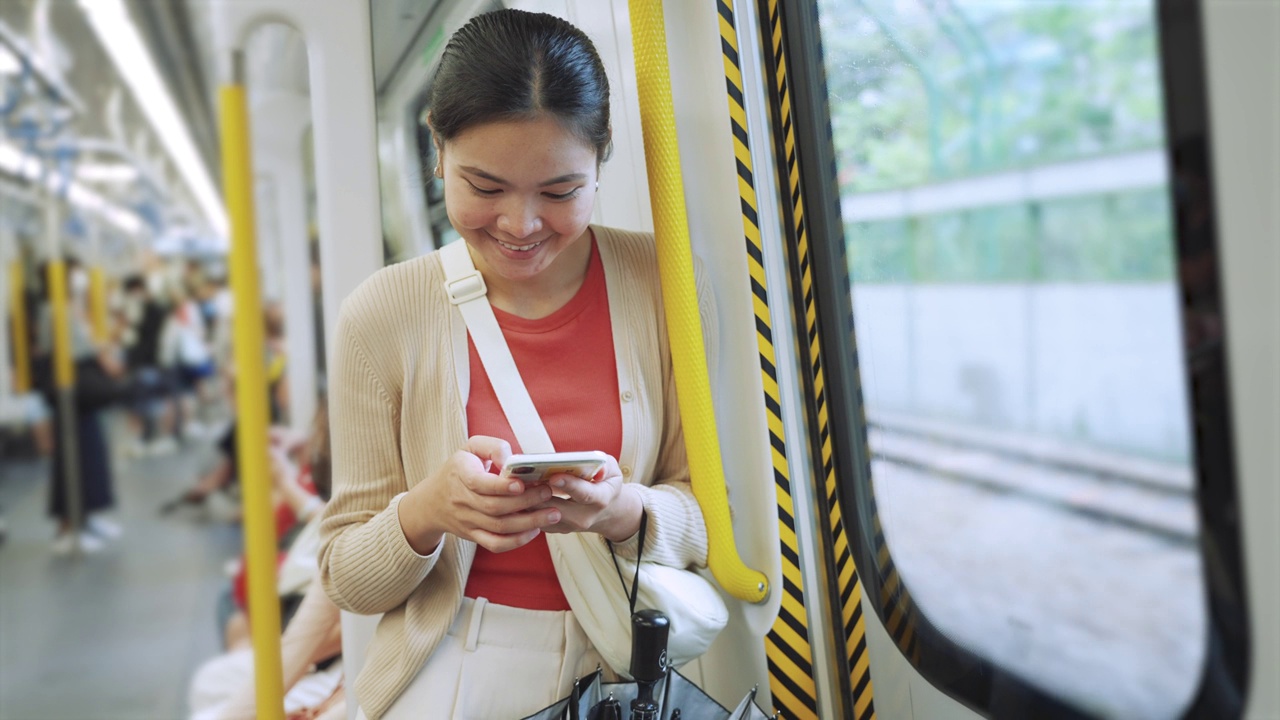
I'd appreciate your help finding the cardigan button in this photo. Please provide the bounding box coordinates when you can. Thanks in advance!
[621,465,633,478]
[621,390,634,402]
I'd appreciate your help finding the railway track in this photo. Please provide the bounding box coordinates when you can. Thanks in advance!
[867,413,1198,546]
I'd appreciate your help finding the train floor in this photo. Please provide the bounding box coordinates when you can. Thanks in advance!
[0,410,241,720]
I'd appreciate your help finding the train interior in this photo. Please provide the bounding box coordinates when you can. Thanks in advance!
[0,1,1276,719]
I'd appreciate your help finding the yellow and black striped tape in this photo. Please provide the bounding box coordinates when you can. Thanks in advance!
[756,1,880,718]
[873,511,921,664]
[716,1,817,717]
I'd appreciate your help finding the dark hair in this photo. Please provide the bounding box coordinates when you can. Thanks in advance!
[429,9,611,161]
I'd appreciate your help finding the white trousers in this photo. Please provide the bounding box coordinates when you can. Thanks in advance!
[361,597,608,720]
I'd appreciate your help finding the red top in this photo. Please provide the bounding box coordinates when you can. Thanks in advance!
[463,238,623,611]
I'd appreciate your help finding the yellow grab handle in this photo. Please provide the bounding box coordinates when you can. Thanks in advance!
[46,260,75,389]
[219,67,285,720]
[88,266,109,343]
[628,0,769,603]
[9,261,30,393]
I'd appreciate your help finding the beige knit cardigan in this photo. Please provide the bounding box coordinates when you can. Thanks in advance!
[319,226,716,719]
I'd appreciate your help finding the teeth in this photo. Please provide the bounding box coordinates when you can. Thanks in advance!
[497,239,543,252]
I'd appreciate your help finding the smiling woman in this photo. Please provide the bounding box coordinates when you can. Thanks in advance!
[435,115,600,318]
[318,8,718,720]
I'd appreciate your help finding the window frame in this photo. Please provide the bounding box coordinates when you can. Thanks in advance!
[775,0,1251,717]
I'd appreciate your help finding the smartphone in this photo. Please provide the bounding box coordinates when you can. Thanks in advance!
[498,450,611,485]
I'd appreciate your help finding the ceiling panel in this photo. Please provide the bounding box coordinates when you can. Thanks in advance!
[370,0,445,94]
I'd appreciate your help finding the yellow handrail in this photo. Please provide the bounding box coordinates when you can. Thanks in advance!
[9,260,30,393]
[628,0,769,603]
[219,54,285,720]
[46,260,74,391]
[88,266,109,344]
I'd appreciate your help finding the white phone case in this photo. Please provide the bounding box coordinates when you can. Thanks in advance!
[498,450,611,485]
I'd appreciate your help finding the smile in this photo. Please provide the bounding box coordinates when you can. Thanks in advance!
[496,238,544,252]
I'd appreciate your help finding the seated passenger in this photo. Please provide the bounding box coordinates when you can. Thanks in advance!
[219,401,329,648]
[189,576,344,720]
[189,401,339,720]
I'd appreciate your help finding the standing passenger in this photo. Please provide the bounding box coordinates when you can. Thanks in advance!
[319,10,715,719]
[36,259,124,553]
[121,274,176,456]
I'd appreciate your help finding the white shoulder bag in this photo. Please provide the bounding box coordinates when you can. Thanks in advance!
[440,241,727,676]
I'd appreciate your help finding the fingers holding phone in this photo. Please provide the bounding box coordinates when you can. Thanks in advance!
[398,436,563,555]
[535,454,644,543]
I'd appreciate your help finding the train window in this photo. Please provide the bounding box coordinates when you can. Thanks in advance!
[370,1,502,259]
[813,1,1209,717]
[414,96,461,249]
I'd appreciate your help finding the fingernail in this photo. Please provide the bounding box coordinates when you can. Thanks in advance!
[553,478,568,488]
[508,482,523,493]
[548,510,561,523]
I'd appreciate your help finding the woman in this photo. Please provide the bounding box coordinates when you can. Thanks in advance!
[319,9,713,719]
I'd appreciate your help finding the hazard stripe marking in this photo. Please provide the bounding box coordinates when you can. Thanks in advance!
[717,0,818,717]
[757,0,879,717]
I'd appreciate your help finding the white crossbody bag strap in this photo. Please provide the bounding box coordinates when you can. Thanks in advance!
[439,241,727,677]
[439,241,555,455]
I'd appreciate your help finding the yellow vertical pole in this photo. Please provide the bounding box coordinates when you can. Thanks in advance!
[220,50,285,720]
[46,260,75,393]
[9,260,30,393]
[47,201,84,551]
[88,266,109,343]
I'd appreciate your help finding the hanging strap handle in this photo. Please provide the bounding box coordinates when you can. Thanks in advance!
[439,241,555,455]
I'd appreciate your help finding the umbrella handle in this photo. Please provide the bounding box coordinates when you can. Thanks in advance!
[631,610,668,719]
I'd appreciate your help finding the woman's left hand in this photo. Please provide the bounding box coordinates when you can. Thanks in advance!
[537,455,643,542]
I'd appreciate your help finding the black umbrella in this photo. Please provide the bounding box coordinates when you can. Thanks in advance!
[522,611,773,720]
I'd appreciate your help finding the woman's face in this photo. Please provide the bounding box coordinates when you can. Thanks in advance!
[438,115,599,286]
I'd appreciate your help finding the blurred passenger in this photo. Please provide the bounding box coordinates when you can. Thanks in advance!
[188,399,341,720]
[34,258,125,554]
[220,401,326,648]
[160,302,288,514]
[206,274,236,382]
[161,284,217,441]
[194,273,233,408]
[190,582,343,720]
[120,274,178,456]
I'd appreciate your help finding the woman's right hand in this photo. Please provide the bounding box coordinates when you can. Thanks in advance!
[397,436,562,555]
